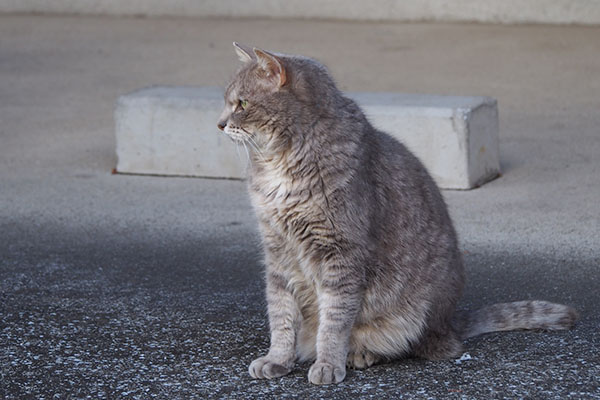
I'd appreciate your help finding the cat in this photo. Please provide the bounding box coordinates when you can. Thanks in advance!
[216,42,578,385]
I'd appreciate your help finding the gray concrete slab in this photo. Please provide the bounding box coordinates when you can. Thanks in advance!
[1,15,599,398]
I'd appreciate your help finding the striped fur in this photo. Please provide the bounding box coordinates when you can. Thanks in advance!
[218,43,578,385]
[456,300,579,340]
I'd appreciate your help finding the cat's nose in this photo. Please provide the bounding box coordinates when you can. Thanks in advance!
[217,121,226,131]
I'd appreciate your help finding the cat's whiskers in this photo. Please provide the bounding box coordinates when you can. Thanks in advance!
[242,141,251,164]
[234,138,243,163]
[247,135,268,164]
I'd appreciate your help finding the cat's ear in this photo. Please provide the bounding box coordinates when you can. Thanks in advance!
[233,42,255,63]
[253,48,287,88]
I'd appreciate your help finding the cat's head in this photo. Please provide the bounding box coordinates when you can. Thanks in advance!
[217,43,335,154]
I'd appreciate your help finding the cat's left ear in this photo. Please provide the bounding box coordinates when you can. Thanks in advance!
[254,48,287,88]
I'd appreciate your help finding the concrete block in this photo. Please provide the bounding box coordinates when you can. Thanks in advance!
[115,86,499,189]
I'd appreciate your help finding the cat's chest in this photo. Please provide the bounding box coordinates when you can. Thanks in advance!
[249,167,322,237]
[253,167,294,206]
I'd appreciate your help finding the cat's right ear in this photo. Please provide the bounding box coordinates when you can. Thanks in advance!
[233,42,255,63]
[253,48,287,88]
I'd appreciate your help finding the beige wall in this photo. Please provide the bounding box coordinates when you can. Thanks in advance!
[1,0,600,25]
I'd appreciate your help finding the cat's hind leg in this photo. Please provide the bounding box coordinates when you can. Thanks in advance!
[348,313,426,365]
[347,348,381,369]
[410,326,463,360]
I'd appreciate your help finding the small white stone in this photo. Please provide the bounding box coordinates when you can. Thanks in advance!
[455,352,473,364]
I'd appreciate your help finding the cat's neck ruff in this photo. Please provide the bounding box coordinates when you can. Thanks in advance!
[249,148,298,201]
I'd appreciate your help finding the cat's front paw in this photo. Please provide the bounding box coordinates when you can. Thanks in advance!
[248,356,292,380]
[308,361,346,385]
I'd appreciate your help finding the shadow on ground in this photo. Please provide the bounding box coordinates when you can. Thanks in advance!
[1,223,598,399]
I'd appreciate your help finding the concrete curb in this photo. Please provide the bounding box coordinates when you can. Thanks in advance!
[2,0,600,25]
[115,86,500,189]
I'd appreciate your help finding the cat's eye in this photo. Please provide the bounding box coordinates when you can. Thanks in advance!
[239,99,248,110]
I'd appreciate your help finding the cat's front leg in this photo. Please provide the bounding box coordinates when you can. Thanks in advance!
[308,261,363,385]
[249,269,300,379]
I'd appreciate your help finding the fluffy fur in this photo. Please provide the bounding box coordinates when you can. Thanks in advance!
[217,43,578,385]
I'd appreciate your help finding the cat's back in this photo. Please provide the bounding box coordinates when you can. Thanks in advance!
[359,123,459,261]
[365,125,448,210]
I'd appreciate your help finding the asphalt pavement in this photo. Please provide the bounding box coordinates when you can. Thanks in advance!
[0,15,599,399]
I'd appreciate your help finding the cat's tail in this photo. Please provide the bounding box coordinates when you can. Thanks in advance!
[455,300,579,340]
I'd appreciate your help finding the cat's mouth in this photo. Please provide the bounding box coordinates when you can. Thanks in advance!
[223,125,251,144]
[223,124,265,156]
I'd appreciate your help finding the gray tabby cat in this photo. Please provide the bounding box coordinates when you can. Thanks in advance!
[217,42,578,385]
